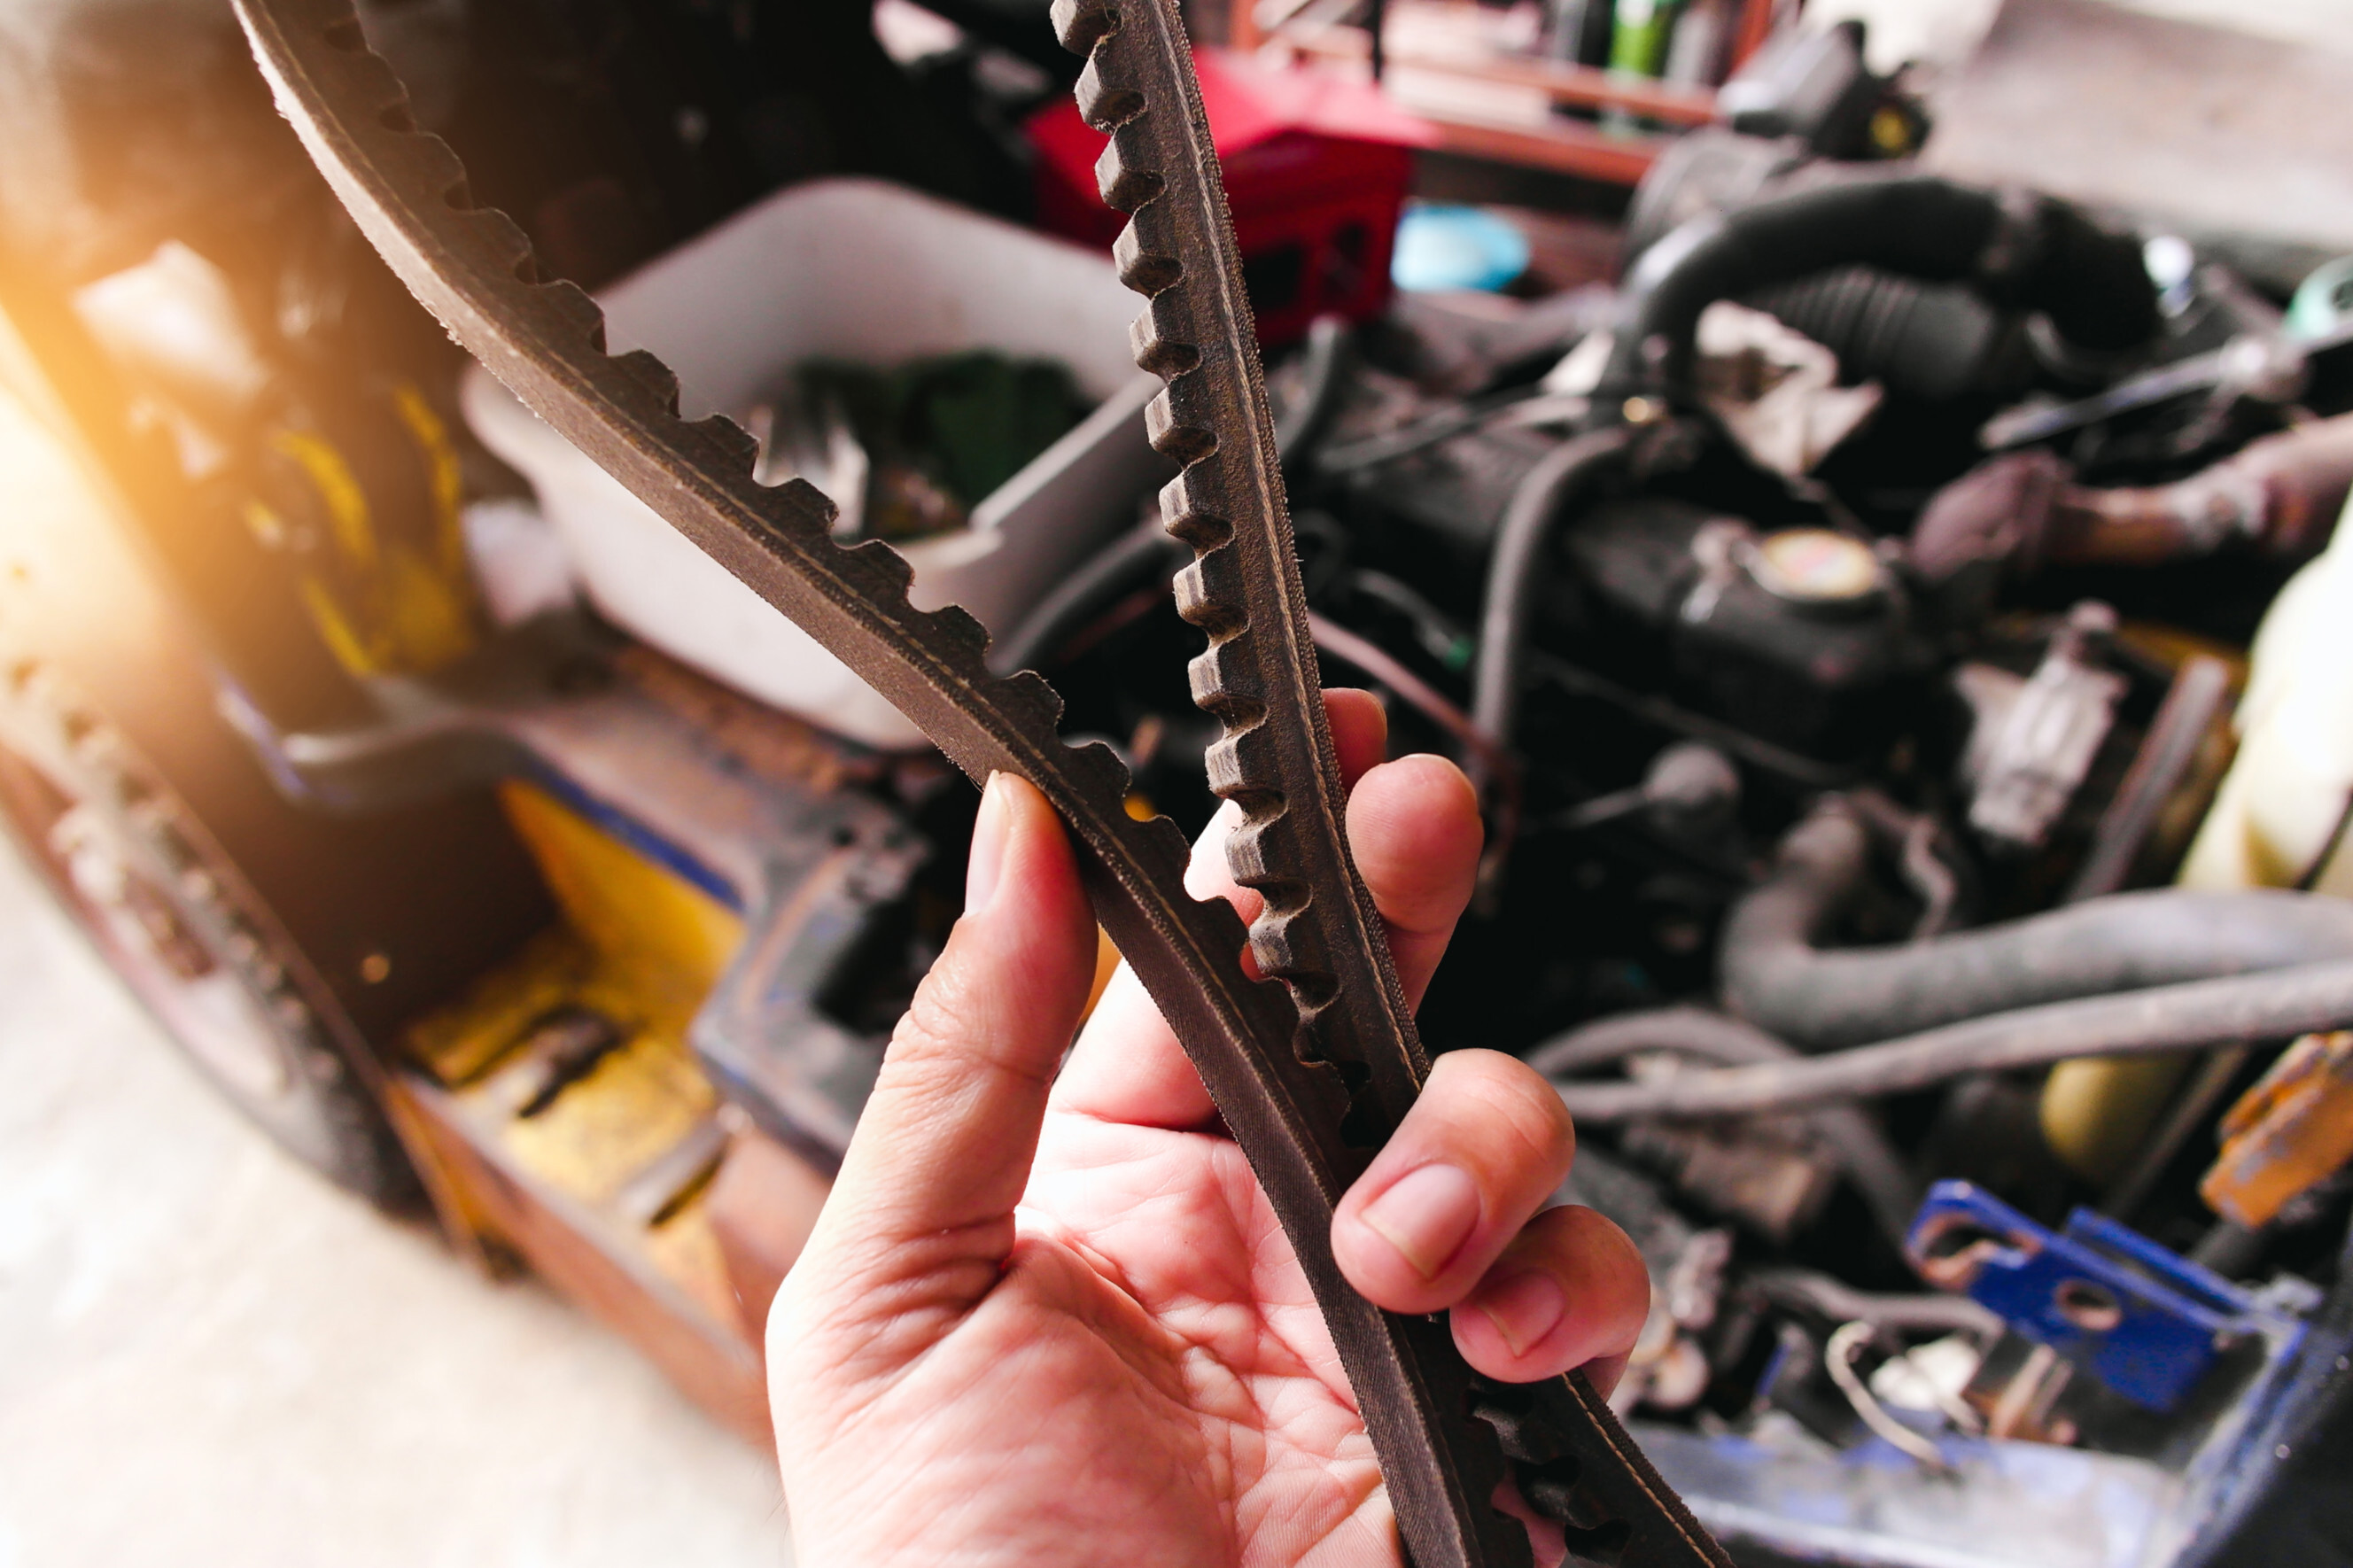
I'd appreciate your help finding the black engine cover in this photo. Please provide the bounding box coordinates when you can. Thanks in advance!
[1562,495,1930,757]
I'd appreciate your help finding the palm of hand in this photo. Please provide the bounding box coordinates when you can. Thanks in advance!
[808,1112,1393,1567]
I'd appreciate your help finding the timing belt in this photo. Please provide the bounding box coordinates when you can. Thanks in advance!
[229,0,1728,1560]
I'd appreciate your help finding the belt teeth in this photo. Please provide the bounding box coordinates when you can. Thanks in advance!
[1114,171,1180,243]
[921,601,994,663]
[1076,56,1145,131]
[687,413,760,473]
[540,279,608,345]
[841,535,917,595]
[1158,470,1233,548]
[1059,736,1131,803]
[735,476,835,541]
[1253,912,1338,1012]
[1172,551,1246,636]
[1094,138,1164,215]
[459,206,535,277]
[1473,1387,1586,1471]
[987,667,1068,734]
[1130,312,1198,376]
[1251,900,1328,984]
[610,349,681,414]
[1187,641,1264,726]
[1096,114,1170,214]
[1049,0,1120,53]
[1217,796,1285,881]
[1145,383,1217,463]
[1112,221,1183,296]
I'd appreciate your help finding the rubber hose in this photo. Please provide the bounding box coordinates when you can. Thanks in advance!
[989,515,1180,673]
[1274,314,1352,476]
[1555,959,2353,1123]
[1526,1006,1919,1248]
[1470,426,1638,757]
[1595,175,2157,413]
[994,319,1349,675]
[1721,805,2353,1050]
[1529,1004,1802,1076]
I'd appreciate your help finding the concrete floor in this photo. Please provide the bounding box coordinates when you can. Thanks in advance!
[0,839,795,1568]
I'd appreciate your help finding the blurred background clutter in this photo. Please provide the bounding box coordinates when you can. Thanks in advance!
[9,0,2353,1562]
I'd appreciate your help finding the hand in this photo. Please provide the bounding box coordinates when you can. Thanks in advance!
[768,691,1648,1567]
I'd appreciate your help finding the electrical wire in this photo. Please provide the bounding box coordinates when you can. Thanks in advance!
[1825,1322,1956,1474]
[1316,387,1550,473]
[1308,613,1520,833]
[1747,1269,2003,1342]
[2097,1044,2251,1223]
[1346,570,1475,672]
[1526,651,1852,790]
[990,515,1181,674]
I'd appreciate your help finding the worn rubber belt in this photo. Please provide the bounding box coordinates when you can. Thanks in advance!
[230,2,1728,1562]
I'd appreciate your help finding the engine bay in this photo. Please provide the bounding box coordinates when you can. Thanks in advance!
[1023,132,2353,1563]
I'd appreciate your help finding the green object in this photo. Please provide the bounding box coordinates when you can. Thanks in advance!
[796,352,1091,539]
[1608,0,1679,77]
[2287,256,2353,342]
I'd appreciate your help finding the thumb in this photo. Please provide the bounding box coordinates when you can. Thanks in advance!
[780,772,1097,1331]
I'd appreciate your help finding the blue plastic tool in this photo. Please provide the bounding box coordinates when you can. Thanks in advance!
[1906,1181,2290,1412]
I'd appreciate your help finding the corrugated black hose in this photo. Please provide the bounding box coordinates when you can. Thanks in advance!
[1590,175,2159,415]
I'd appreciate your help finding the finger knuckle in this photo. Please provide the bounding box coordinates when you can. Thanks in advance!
[1436,1050,1576,1169]
[891,968,972,1064]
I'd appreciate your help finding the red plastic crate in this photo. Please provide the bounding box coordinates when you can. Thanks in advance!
[1029,49,1436,347]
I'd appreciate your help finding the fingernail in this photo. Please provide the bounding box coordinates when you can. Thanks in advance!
[966,772,1014,913]
[1358,1163,1480,1280]
[1475,1270,1565,1358]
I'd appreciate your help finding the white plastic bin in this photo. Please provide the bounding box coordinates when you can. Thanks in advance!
[464,177,1162,749]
